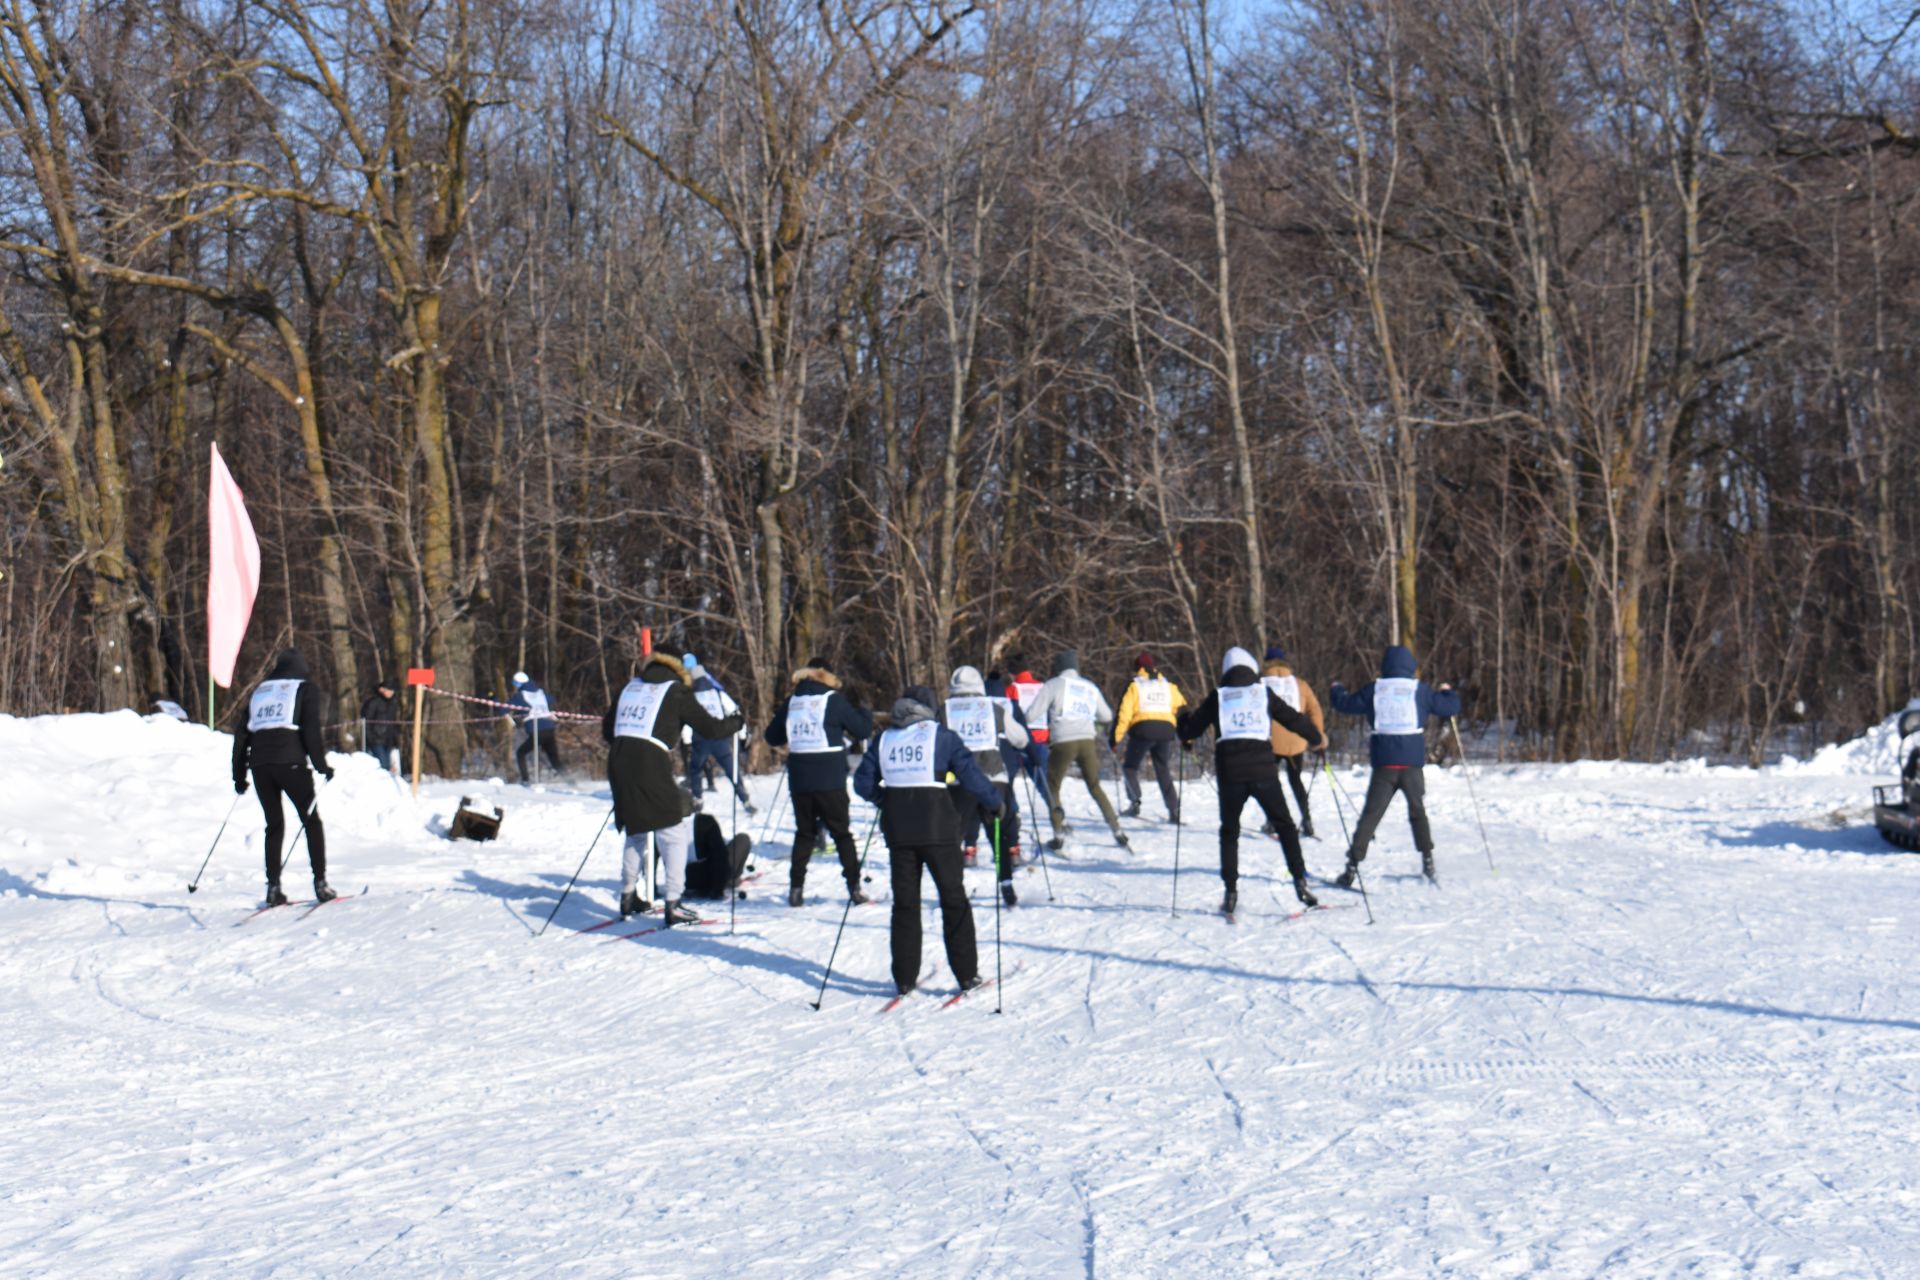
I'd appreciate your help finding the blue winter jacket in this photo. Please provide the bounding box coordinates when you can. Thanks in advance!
[1329,645,1461,768]
[853,699,1002,847]
[763,668,874,795]
[508,681,555,725]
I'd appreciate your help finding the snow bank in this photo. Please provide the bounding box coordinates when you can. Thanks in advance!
[1780,703,1920,777]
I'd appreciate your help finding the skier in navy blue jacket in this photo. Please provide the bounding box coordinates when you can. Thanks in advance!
[854,685,1003,997]
[764,659,874,906]
[1328,644,1460,886]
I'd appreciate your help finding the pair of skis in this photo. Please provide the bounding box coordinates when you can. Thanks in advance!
[233,887,366,926]
[880,960,1025,1012]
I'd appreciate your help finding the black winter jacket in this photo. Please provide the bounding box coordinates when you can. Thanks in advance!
[233,649,331,784]
[603,654,743,835]
[853,697,1002,848]
[360,690,400,749]
[763,667,873,795]
[1178,666,1327,784]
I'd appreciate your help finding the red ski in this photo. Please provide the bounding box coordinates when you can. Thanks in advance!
[234,900,310,926]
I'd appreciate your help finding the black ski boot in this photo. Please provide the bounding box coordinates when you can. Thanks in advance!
[787,885,805,907]
[313,881,339,905]
[848,886,871,906]
[1001,881,1018,908]
[662,899,701,928]
[1122,800,1142,819]
[1301,816,1316,840]
[1293,877,1318,909]
[1112,828,1131,851]
[959,974,988,994]
[265,883,289,908]
[620,889,643,919]
[1222,886,1238,915]
[1334,858,1361,889]
[1422,851,1438,885]
[1260,821,1277,837]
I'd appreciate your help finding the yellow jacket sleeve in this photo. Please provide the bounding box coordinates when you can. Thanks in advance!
[1114,683,1138,741]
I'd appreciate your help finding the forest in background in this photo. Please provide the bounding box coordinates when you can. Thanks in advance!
[4,0,1920,769]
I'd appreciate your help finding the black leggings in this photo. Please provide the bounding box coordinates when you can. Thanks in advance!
[254,761,326,886]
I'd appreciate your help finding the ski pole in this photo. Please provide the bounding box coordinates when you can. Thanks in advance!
[538,805,615,936]
[1171,744,1186,917]
[280,774,331,879]
[809,806,881,1011]
[1019,766,1055,902]
[991,814,1005,1014]
[187,793,245,893]
[757,760,791,847]
[1449,717,1496,874]
[1321,756,1373,925]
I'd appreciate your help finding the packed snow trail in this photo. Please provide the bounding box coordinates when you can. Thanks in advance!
[1,712,1917,1277]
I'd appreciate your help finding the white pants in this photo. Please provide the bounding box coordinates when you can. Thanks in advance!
[622,818,691,902]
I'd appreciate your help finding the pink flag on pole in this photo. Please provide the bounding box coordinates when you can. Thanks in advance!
[207,442,261,688]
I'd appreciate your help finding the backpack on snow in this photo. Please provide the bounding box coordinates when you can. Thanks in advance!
[685,812,751,899]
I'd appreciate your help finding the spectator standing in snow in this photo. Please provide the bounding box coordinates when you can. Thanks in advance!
[682,654,755,815]
[763,658,874,907]
[602,652,743,924]
[854,684,1003,997]
[1113,651,1184,823]
[359,678,401,773]
[508,671,564,784]
[1177,646,1328,915]
[1025,650,1126,849]
[1328,644,1461,886]
[1259,646,1325,839]
[944,665,1028,906]
[231,648,337,906]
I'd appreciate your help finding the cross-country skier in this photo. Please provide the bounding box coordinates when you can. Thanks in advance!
[853,684,1003,997]
[682,653,755,816]
[508,671,563,784]
[602,651,744,925]
[1176,646,1328,914]
[359,678,401,773]
[985,671,1036,872]
[763,658,875,907]
[1025,650,1126,850]
[1260,646,1324,839]
[230,648,337,906]
[1113,651,1185,823]
[945,665,1028,906]
[1006,660,1055,817]
[1328,644,1461,886]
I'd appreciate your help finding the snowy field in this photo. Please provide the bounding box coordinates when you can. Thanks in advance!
[2,711,1917,1279]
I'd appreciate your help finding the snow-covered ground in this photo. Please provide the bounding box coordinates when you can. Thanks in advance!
[2,711,1916,1278]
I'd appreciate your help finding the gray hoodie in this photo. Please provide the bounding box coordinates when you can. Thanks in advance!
[1024,666,1113,745]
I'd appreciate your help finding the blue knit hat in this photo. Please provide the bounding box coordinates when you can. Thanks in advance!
[1264,645,1288,662]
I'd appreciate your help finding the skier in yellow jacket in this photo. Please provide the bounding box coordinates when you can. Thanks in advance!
[1260,644,1325,839]
[1113,651,1187,823]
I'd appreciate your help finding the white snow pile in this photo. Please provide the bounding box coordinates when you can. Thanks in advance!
[1783,701,1920,777]
[2,710,1917,1277]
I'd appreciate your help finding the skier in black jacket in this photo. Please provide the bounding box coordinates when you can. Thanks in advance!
[763,659,874,907]
[1177,646,1329,915]
[602,652,744,924]
[854,685,1004,997]
[231,648,337,906]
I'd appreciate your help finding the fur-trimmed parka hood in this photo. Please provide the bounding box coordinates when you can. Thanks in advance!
[641,652,694,687]
[791,665,842,690]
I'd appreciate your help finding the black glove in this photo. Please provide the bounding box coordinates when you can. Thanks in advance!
[320,766,335,782]
[1181,740,1195,754]
[234,778,248,796]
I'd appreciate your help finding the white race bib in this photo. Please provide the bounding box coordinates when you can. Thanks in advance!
[787,693,833,753]
[878,721,942,788]
[520,688,553,722]
[1136,678,1173,714]
[945,696,997,753]
[1015,682,1047,728]
[614,679,672,744]
[696,687,731,720]
[1373,678,1421,735]
[1262,674,1301,712]
[249,680,301,732]
[1062,678,1100,722]
[1218,685,1269,742]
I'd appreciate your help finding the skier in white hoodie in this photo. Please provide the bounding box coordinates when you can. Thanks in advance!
[1024,649,1126,850]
